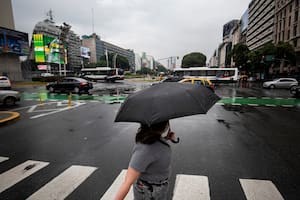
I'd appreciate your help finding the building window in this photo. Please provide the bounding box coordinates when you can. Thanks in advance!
[289,16,291,26]
[282,31,285,41]
[294,39,297,47]
[288,29,290,39]
[295,10,299,22]
[290,5,293,12]
[294,25,297,36]
[296,0,299,7]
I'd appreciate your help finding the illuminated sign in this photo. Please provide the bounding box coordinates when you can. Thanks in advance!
[33,34,65,64]
[0,26,29,55]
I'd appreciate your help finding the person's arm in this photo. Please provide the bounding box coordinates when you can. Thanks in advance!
[114,166,140,200]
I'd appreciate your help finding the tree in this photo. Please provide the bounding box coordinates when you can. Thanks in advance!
[231,43,250,70]
[275,41,296,65]
[181,52,206,68]
[99,53,130,70]
[137,67,152,75]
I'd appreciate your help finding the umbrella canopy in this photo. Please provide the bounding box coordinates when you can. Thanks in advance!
[115,82,220,126]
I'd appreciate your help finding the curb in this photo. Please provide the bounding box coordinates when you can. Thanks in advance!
[0,112,20,126]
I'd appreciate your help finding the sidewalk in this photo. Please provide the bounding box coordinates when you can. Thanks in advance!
[0,111,20,126]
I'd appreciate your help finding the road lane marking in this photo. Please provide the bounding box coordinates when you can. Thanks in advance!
[0,156,9,163]
[248,97,257,99]
[265,104,276,107]
[100,170,133,200]
[282,105,294,107]
[232,103,242,106]
[239,179,284,200]
[172,174,210,200]
[27,165,96,200]
[248,104,259,106]
[0,160,49,193]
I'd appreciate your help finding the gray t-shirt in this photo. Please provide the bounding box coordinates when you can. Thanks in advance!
[129,139,171,183]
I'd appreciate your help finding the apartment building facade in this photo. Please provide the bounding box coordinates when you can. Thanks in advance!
[274,0,300,69]
[247,0,276,50]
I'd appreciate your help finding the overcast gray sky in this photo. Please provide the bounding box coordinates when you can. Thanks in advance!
[11,0,250,66]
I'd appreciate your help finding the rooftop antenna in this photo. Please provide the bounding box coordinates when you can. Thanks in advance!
[46,9,54,22]
[92,8,95,33]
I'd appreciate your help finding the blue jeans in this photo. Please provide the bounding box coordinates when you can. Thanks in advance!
[133,180,169,200]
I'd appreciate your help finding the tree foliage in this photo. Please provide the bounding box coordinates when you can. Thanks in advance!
[98,53,130,70]
[231,43,250,69]
[181,52,207,68]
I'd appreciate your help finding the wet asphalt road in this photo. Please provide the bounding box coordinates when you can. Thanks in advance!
[0,80,300,200]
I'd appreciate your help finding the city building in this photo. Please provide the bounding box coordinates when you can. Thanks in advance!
[81,33,102,63]
[274,0,300,72]
[0,0,15,30]
[209,50,218,67]
[102,41,135,71]
[134,53,142,72]
[81,33,135,71]
[247,0,275,50]
[0,0,29,81]
[217,20,239,67]
[31,16,82,74]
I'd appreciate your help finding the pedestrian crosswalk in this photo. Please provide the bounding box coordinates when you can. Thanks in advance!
[0,156,285,200]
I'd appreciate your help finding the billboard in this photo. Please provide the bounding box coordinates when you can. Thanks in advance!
[0,26,29,55]
[80,47,90,58]
[241,9,249,32]
[33,34,65,64]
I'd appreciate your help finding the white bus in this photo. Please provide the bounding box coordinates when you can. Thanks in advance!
[173,67,239,82]
[80,67,124,82]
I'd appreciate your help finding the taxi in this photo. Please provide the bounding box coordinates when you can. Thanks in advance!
[179,77,215,92]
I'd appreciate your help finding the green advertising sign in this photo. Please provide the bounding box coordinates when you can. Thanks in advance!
[33,34,65,64]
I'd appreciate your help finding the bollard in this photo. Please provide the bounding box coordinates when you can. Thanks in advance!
[68,92,72,108]
[39,94,44,106]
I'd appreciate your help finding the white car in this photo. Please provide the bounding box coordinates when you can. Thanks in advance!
[0,76,11,89]
[0,90,21,106]
[263,78,298,89]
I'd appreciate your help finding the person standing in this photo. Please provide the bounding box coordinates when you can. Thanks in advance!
[115,121,178,200]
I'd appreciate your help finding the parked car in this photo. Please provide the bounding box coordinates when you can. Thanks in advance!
[263,78,298,89]
[179,77,215,92]
[0,90,21,106]
[46,77,93,94]
[290,85,300,97]
[0,76,11,90]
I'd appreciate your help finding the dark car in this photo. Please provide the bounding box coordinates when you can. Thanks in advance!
[290,85,300,97]
[46,77,93,94]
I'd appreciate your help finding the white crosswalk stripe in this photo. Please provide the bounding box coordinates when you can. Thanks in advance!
[27,165,97,200]
[100,170,133,200]
[0,157,286,199]
[172,174,210,200]
[240,179,284,200]
[0,156,9,163]
[0,160,49,193]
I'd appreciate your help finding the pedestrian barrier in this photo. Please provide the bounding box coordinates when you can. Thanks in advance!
[0,157,286,200]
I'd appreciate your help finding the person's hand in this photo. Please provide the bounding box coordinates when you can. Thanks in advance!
[165,131,180,143]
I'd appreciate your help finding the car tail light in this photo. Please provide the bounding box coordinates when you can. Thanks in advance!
[80,82,87,87]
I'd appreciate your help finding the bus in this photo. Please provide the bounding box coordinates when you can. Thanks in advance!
[173,67,239,83]
[80,67,124,82]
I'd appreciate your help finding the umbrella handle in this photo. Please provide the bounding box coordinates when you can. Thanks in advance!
[171,137,180,144]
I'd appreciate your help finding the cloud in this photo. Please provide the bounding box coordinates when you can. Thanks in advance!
[11,0,251,64]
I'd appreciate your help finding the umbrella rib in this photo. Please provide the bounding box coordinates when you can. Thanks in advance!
[186,89,207,112]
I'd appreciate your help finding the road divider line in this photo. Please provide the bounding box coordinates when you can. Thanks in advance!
[0,160,49,193]
[248,104,259,106]
[216,102,224,105]
[232,103,242,106]
[282,105,294,107]
[262,97,270,99]
[0,156,9,163]
[27,165,97,200]
[248,97,257,99]
[239,179,284,200]
[265,104,276,107]
[100,170,133,200]
[172,174,210,200]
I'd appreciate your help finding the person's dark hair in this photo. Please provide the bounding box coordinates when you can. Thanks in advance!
[136,121,169,144]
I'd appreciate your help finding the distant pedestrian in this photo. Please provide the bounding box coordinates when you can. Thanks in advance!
[115,121,178,200]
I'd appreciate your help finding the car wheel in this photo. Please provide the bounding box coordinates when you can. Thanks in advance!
[269,84,275,89]
[74,87,80,94]
[290,85,297,90]
[49,86,54,93]
[4,97,16,106]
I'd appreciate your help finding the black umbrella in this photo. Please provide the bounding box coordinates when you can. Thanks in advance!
[115,82,220,126]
